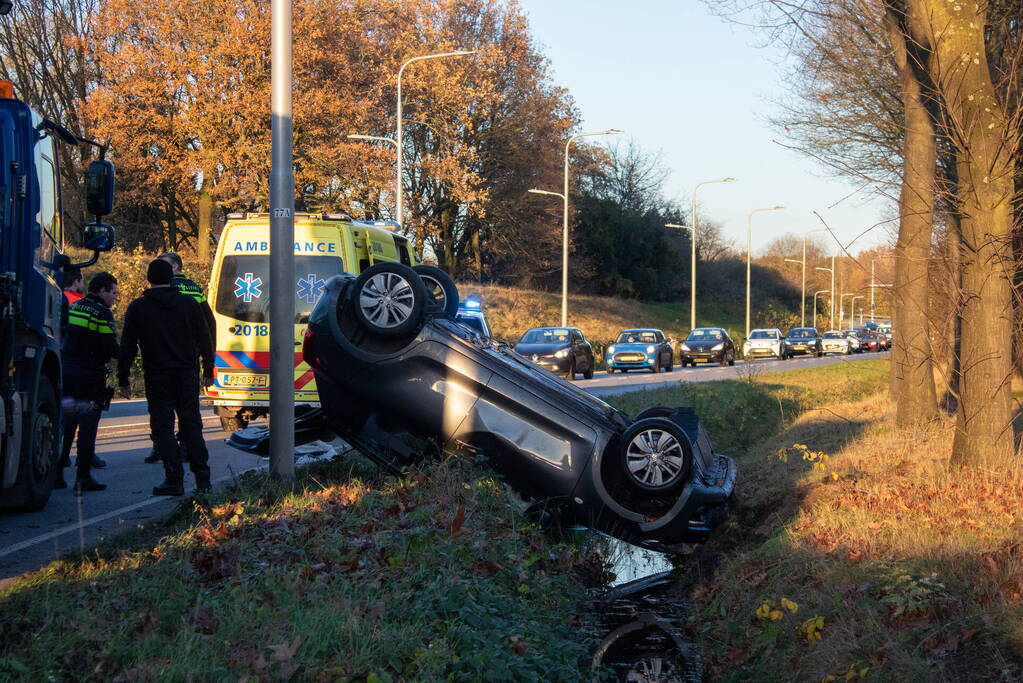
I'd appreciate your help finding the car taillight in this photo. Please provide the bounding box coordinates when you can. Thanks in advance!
[303,328,327,373]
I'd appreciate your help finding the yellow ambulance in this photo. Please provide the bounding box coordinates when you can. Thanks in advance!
[205,212,418,431]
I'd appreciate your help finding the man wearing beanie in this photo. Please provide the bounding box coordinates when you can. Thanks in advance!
[117,259,215,495]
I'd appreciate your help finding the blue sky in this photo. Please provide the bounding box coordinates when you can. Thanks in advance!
[517,0,894,254]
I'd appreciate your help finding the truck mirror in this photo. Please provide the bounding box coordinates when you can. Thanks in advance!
[85,159,114,218]
[83,222,114,252]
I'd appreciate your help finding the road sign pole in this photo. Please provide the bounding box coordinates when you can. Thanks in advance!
[269,0,295,480]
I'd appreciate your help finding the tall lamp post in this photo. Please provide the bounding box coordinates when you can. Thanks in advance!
[813,290,829,329]
[686,177,735,330]
[840,293,857,329]
[269,0,295,480]
[746,205,785,338]
[815,259,836,329]
[396,50,475,229]
[529,128,622,326]
[850,295,863,327]
[666,223,696,330]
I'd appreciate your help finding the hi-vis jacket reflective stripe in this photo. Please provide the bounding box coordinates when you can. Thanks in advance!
[173,273,217,346]
[64,292,118,375]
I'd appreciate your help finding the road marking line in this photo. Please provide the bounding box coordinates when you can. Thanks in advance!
[0,468,261,559]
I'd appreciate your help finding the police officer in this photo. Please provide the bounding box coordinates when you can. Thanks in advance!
[140,252,216,465]
[58,272,118,492]
[118,259,214,496]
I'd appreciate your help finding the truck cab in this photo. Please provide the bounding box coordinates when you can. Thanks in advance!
[0,81,115,510]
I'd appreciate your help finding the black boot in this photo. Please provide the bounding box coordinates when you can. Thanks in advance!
[153,481,184,496]
[194,473,212,494]
[144,449,162,464]
[74,476,106,493]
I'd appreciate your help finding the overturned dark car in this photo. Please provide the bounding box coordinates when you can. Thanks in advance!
[235,263,736,551]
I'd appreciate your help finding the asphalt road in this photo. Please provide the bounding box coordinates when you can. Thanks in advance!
[0,350,888,580]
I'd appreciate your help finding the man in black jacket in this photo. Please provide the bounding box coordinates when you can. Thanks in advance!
[140,252,217,466]
[118,259,215,496]
[59,271,118,492]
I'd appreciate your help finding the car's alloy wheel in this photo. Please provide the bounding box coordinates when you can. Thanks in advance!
[350,263,426,338]
[619,417,693,495]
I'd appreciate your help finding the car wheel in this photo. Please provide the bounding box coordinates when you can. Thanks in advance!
[633,405,676,420]
[607,366,615,374]
[665,358,673,372]
[350,263,427,338]
[728,353,736,367]
[412,265,459,317]
[618,417,693,495]
[583,363,594,380]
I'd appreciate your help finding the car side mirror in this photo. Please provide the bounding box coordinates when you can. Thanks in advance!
[85,159,115,218]
[83,221,114,252]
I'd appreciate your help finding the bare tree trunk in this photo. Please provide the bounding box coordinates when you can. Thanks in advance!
[885,4,939,423]
[909,0,1017,467]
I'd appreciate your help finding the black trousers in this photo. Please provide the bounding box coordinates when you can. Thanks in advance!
[145,370,209,485]
[61,372,103,481]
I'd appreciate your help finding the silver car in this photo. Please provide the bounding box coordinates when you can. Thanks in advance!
[742,328,789,360]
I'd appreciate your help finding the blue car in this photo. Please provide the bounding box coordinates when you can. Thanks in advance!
[606,329,674,374]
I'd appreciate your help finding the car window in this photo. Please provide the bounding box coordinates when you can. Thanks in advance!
[823,332,844,339]
[519,328,570,344]
[749,330,777,340]
[687,328,722,341]
[215,254,344,324]
[637,332,657,343]
[456,314,484,334]
[789,329,816,338]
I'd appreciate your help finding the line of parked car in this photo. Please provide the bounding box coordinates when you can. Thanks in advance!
[510,324,891,380]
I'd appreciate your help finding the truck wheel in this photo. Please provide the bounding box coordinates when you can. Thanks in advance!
[412,265,459,317]
[17,379,60,511]
[350,263,427,338]
[618,417,693,495]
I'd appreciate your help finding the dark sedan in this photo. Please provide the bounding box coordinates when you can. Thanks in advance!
[679,327,736,367]
[606,329,674,374]
[785,327,823,357]
[857,330,881,352]
[271,263,735,551]
[515,326,595,380]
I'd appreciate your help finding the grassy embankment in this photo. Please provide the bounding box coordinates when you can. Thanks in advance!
[0,357,899,680]
[607,360,1023,681]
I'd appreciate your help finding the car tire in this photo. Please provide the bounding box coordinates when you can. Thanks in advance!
[412,265,459,317]
[607,366,614,374]
[583,363,594,380]
[633,405,676,420]
[350,263,427,338]
[665,358,673,372]
[618,417,693,495]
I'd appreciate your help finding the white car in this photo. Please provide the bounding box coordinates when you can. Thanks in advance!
[743,328,789,360]
[841,329,862,352]
[822,330,853,355]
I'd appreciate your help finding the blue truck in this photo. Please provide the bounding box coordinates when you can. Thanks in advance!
[0,77,116,510]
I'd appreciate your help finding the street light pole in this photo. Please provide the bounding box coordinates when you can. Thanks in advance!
[813,290,829,328]
[395,50,474,230]
[850,295,863,326]
[531,129,622,327]
[840,293,856,329]
[746,205,785,338]
[666,223,696,330]
[688,178,735,330]
[815,257,835,330]
[269,0,295,480]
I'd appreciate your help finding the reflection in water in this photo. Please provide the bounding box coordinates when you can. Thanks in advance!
[587,534,700,681]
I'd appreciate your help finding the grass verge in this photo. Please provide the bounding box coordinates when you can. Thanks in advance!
[608,359,1023,681]
[0,456,607,680]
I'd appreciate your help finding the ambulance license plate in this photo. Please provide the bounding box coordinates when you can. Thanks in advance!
[221,373,268,387]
